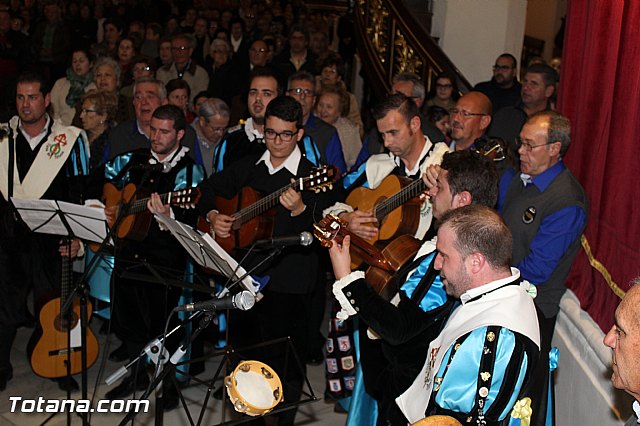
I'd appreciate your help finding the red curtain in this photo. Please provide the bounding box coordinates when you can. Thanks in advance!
[558,0,640,331]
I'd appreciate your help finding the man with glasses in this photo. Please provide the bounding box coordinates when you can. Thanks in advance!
[198,96,335,425]
[448,91,493,152]
[489,64,558,160]
[156,33,209,104]
[192,98,230,176]
[287,70,347,173]
[498,111,587,426]
[474,53,521,111]
[212,67,321,173]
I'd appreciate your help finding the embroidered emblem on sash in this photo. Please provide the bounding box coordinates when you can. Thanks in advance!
[522,206,536,224]
[480,372,491,382]
[46,134,67,159]
[423,346,440,388]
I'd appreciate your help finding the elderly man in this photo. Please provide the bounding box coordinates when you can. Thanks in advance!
[156,33,209,104]
[107,77,201,164]
[604,281,640,425]
[192,98,230,176]
[448,91,493,151]
[498,110,587,425]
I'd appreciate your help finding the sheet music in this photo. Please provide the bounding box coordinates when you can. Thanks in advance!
[153,213,258,294]
[10,198,108,243]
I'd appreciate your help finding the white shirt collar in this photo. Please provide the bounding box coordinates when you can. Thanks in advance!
[395,135,431,176]
[256,145,301,175]
[633,400,640,423]
[520,173,533,186]
[20,114,51,150]
[149,144,189,168]
[244,117,264,142]
[460,268,521,304]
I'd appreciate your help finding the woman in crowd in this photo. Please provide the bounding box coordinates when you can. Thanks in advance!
[115,35,138,88]
[80,89,118,170]
[425,71,459,111]
[50,48,95,125]
[206,38,234,106]
[316,84,362,170]
[166,78,195,123]
[425,105,451,143]
[120,57,154,101]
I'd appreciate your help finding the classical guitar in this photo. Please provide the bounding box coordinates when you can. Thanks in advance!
[90,182,200,251]
[28,252,99,378]
[200,165,339,253]
[314,214,421,300]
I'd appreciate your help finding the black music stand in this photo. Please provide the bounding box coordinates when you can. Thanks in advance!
[10,197,109,426]
[143,214,317,425]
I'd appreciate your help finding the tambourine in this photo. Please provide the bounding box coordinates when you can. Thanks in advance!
[225,360,283,416]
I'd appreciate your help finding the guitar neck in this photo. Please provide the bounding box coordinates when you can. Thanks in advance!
[234,179,302,225]
[126,192,171,215]
[375,178,426,221]
[59,244,72,310]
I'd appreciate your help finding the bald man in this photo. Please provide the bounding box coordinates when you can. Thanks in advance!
[448,91,492,151]
[604,281,640,425]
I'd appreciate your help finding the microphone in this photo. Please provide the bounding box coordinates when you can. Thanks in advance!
[133,163,172,173]
[173,290,255,312]
[254,231,313,247]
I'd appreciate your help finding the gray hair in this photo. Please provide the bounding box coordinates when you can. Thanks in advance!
[93,56,122,88]
[210,38,230,55]
[198,98,230,119]
[133,77,167,101]
[173,33,196,49]
[392,72,426,102]
[529,110,571,156]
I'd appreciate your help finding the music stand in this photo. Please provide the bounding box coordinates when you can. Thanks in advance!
[11,197,109,426]
[148,214,317,425]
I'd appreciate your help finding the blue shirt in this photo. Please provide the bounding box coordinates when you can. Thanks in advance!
[498,161,586,285]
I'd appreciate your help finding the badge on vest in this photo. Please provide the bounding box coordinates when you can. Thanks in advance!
[522,206,536,224]
[46,134,67,159]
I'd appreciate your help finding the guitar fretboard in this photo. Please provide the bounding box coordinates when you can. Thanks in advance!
[125,193,173,215]
[233,178,305,225]
[374,179,426,221]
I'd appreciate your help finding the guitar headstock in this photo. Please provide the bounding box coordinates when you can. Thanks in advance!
[312,214,347,248]
[303,165,339,193]
[170,187,201,209]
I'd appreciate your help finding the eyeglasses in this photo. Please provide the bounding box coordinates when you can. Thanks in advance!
[172,46,189,52]
[493,65,514,71]
[515,137,553,152]
[206,125,226,133]
[448,108,486,118]
[436,83,452,89]
[287,88,315,97]
[264,129,296,142]
[81,108,98,114]
[133,66,151,72]
[250,47,266,53]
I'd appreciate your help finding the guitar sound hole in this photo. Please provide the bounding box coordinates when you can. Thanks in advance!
[54,312,79,332]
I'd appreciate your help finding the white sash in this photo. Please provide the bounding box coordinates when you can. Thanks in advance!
[0,117,85,201]
[396,274,540,424]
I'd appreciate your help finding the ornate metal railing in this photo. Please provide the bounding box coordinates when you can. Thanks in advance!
[354,0,471,99]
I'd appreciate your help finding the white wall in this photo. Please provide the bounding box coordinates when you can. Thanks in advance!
[431,0,527,86]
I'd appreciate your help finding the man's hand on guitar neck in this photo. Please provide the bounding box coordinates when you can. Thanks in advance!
[328,235,352,280]
[147,192,171,216]
[280,180,306,217]
[207,211,235,238]
[338,210,378,240]
[422,164,441,196]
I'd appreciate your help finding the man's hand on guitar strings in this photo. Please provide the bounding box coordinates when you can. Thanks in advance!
[338,210,379,240]
[210,212,235,238]
[329,235,352,280]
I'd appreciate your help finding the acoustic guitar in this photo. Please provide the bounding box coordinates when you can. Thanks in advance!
[201,165,338,253]
[314,214,421,300]
[28,252,99,378]
[90,182,200,251]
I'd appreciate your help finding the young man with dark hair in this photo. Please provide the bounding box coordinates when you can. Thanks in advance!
[198,96,336,425]
[0,71,90,392]
[103,104,205,408]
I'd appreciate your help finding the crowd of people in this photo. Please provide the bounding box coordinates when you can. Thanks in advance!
[0,1,635,425]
